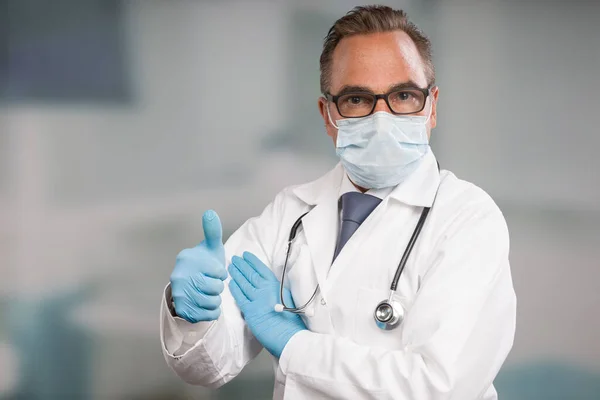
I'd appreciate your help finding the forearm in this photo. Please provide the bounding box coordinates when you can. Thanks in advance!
[160,283,262,388]
[278,267,516,400]
[278,329,505,400]
[161,284,215,356]
[279,331,445,399]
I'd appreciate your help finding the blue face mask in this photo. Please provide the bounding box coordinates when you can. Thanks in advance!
[330,111,431,189]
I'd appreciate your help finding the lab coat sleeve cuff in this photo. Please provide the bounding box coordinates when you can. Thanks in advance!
[278,330,314,376]
[160,283,218,358]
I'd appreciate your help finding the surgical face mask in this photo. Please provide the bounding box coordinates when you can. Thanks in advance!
[328,107,431,189]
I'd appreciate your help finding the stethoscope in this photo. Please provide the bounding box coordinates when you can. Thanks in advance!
[274,190,437,330]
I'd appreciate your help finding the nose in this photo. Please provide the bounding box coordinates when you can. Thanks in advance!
[372,97,393,114]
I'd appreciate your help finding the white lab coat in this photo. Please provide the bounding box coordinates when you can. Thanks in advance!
[160,150,516,400]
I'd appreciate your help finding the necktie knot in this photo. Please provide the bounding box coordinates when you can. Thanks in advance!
[333,192,382,261]
[340,192,382,225]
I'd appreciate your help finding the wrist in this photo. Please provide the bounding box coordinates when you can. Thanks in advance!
[275,327,306,358]
[164,284,179,318]
[278,330,312,374]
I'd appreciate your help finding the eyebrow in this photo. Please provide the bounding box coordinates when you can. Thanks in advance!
[387,80,426,92]
[334,80,426,96]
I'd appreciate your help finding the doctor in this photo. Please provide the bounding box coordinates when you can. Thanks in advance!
[160,5,516,400]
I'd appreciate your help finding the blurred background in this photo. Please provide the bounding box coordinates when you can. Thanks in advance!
[0,0,599,399]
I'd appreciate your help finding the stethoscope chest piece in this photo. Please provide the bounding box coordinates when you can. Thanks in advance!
[374,299,404,331]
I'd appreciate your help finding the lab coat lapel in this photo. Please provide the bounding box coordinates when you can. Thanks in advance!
[291,164,344,301]
[300,190,338,300]
[326,197,390,286]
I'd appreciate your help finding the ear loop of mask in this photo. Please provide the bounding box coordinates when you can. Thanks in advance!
[326,100,340,130]
[423,99,433,125]
[326,97,434,130]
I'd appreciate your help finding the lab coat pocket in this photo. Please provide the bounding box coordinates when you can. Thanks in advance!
[353,287,411,350]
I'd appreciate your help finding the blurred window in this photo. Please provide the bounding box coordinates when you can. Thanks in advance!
[0,0,131,103]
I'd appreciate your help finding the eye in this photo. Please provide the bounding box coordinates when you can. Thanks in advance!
[338,93,374,107]
[388,89,426,114]
[393,91,415,101]
[348,96,365,105]
[336,93,375,117]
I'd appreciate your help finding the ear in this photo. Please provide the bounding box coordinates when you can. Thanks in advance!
[318,96,329,126]
[428,86,439,130]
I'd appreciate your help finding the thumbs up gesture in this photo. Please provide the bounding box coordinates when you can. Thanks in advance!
[170,210,229,323]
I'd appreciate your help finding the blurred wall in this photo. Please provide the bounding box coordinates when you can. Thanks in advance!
[0,0,599,399]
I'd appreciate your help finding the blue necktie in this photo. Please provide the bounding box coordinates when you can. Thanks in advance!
[333,192,382,261]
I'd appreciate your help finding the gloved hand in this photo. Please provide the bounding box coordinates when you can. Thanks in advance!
[170,210,228,323]
[228,251,307,358]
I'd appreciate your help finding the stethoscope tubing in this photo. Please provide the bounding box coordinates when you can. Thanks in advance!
[278,211,314,313]
[277,205,430,314]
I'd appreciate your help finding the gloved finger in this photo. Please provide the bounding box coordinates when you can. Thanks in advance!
[185,306,221,323]
[174,248,227,281]
[176,309,197,324]
[232,255,265,288]
[229,279,250,309]
[202,210,223,251]
[198,257,228,281]
[172,297,194,321]
[242,251,277,282]
[228,262,257,301]
[174,247,196,266]
[191,274,225,296]
[190,290,222,311]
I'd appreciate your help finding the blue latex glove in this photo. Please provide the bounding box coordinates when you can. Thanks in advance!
[228,251,307,358]
[170,210,228,323]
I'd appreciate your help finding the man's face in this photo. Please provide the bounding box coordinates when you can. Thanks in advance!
[318,31,439,145]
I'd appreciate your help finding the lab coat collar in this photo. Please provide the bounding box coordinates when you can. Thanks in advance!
[388,149,441,207]
[291,163,344,206]
[291,149,440,207]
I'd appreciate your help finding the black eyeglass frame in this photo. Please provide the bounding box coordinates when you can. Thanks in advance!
[325,86,432,118]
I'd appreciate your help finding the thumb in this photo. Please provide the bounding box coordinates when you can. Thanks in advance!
[202,210,223,251]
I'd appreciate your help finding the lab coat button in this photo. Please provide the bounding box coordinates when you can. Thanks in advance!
[320,298,326,306]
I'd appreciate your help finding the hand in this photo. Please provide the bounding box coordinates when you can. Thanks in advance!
[228,251,307,358]
[170,210,228,323]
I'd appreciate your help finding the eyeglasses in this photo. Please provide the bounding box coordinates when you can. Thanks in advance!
[326,87,431,118]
